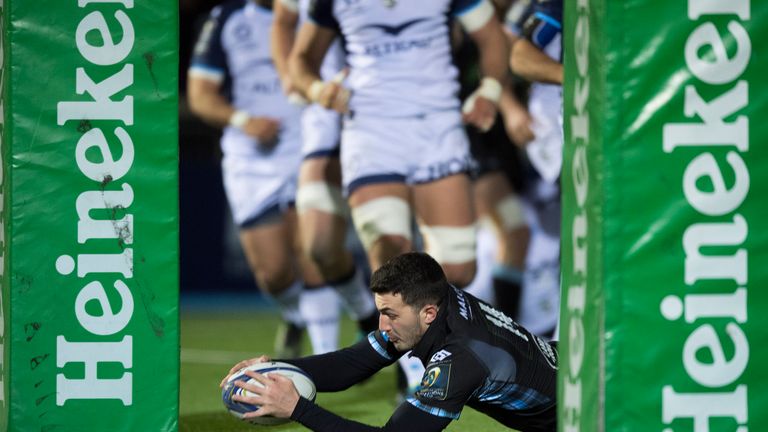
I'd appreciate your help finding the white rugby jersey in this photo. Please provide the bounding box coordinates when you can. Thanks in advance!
[309,0,494,117]
[190,0,302,154]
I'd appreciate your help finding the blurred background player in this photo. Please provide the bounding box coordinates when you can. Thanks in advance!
[505,0,564,338]
[271,0,379,354]
[187,0,342,356]
[453,0,533,323]
[288,0,510,397]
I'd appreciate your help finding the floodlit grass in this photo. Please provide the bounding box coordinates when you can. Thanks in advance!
[180,311,507,431]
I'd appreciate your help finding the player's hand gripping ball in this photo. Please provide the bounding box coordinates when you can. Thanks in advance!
[222,361,316,425]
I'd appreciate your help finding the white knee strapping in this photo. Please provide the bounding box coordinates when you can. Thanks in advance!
[497,195,526,231]
[351,197,412,251]
[419,224,477,264]
[296,182,348,217]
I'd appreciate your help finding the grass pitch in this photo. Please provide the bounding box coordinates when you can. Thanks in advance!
[179,310,506,431]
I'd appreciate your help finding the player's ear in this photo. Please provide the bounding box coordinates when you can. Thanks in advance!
[422,304,438,324]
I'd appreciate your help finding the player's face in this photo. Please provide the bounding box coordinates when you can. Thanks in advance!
[374,292,428,351]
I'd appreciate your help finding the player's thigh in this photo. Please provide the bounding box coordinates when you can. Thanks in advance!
[412,173,475,226]
[298,156,342,186]
[296,157,348,255]
[299,209,348,257]
[473,171,514,219]
[413,174,476,285]
[239,216,296,292]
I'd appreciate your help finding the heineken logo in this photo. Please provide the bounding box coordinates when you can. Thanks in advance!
[660,1,752,430]
[55,0,138,406]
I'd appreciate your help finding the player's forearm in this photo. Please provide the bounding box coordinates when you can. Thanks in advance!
[186,77,235,128]
[472,21,510,86]
[281,333,399,392]
[292,397,384,432]
[510,38,563,85]
[291,397,452,432]
[271,2,298,81]
[288,49,323,99]
[499,85,526,116]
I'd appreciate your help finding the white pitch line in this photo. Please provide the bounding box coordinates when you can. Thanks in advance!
[181,348,258,365]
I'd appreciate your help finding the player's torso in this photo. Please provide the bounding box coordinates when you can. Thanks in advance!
[328,0,461,116]
[219,2,301,121]
[447,288,558,405]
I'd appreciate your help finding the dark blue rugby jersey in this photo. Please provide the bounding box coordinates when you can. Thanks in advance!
[286,286,558,431]
[520,0,562,58]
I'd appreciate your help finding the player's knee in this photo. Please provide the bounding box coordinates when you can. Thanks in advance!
[296,181,347,217]
[443,262,477,288]
[256,267,296,295]
[419,224,477,286]
[419,224,476,264]
[497,195,527,231]
[307,243,346,275]
[351,196,412,253]
[372,234,412,257]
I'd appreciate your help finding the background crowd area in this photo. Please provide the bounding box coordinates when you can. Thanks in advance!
[180,0,254,295]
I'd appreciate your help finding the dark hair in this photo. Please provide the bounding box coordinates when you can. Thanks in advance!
[370,252,449,310]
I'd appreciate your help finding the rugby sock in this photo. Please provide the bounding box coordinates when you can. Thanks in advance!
[492,264,524,320]
[397,354,426,395]
[269,281,306,358]
[270,280,305,327]
[329,267,378,332]
[299,285,341,354]
[463,224,497,304]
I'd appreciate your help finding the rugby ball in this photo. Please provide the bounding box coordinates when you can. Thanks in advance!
[222,361,316,426]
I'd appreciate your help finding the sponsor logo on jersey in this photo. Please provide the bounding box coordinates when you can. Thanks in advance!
[453,286,471,320]
[417,362,452,400]
[429,349,452,363]
[362,18,428,36]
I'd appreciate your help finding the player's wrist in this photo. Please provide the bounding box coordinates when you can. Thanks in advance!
[307,79,325,103]
[228,110,250,130]
[476,77,502,105]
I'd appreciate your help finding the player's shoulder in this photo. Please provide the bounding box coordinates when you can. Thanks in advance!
[210,0,248,22]
[426,342,485,372]
[531,0,562,22]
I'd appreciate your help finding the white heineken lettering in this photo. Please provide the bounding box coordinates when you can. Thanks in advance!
[55,0,136,406]
[74,128,135,182]
[79,0,134,8]
[58,66,135,125]
[682,151,749,216]
[75,281,134,336]
[76,184,134,242]
[663,82,749,153]
[56,336,133,405]
[564,0,590,430]
[661,2,751,430]
[663,385,748,431]
[682,215,747,285]
[75,11,135,66]
[688,0,750,20]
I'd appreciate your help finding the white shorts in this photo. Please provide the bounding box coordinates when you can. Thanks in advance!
[340,110,472,193]
[221,150,302,228]
[301,104,341,160]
